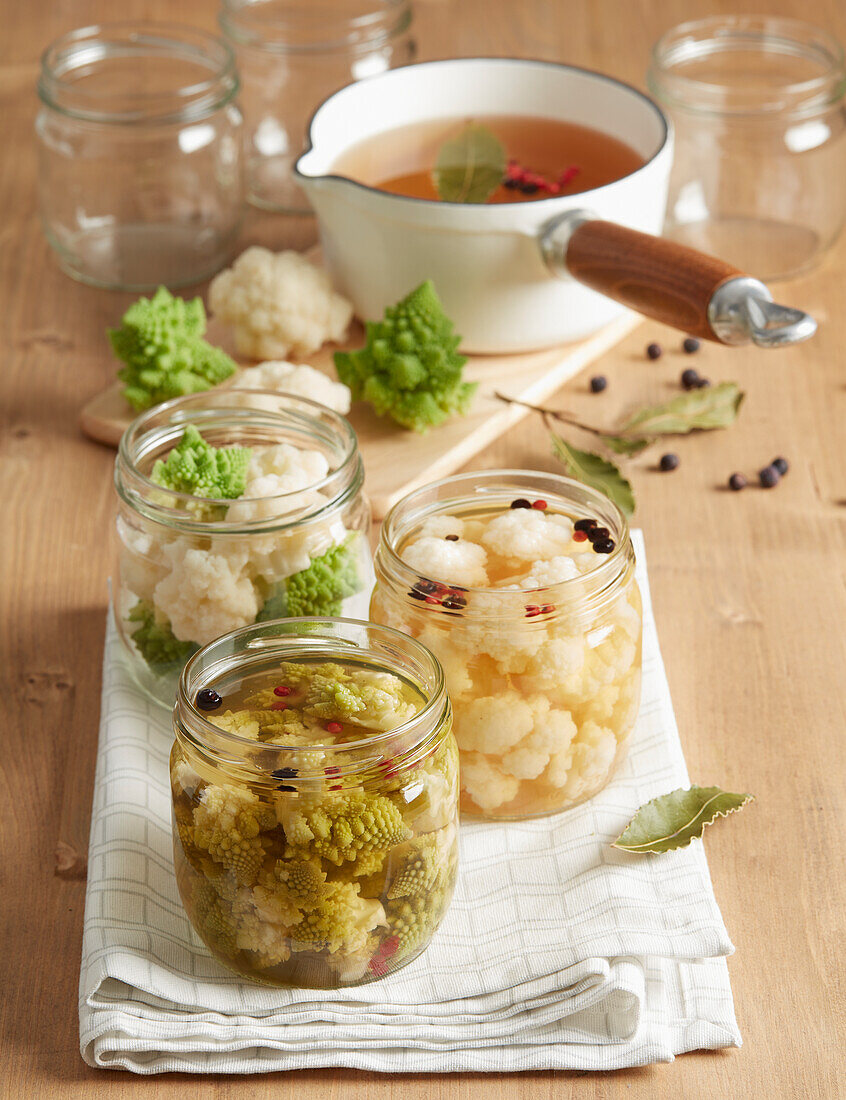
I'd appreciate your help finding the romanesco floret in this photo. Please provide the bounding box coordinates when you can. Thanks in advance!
[127,599,199,674]
[109,286,236,411]
[193,784,276,885]
[302,663,418,731]
[288,881,386,955]
[150,425,251,500]
[334,280,477,433]
[257,534,362,620]
[192,879,240,960]
[278,792,411,865]
[387,826,453,900]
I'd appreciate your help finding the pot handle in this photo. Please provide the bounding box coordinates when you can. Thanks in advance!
[540,210,817,348]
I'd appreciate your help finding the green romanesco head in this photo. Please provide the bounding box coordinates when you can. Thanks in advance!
[127,599,199,674]
[150,425,252,500]
[278,792,411,866]
[109,286,237,411]
[288,881,385,955]
[284,534,363,617]
[302,662,419,731]
[192,784,277,885]
[334,280,477,433]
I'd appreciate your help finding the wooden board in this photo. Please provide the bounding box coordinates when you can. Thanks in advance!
[81,311,641,518]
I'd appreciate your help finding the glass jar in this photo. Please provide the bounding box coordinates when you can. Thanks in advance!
[170,617,458,987]
[648,16,846,280]
[36,23,244,290]
[219,0,415,212]
[114,390,372,707]
[371,471,643,820]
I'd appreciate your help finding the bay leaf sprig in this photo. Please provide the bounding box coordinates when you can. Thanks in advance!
[548,423,635,517]
[619,382,744,436]
[612,785,754,854]
[433,125,506,204]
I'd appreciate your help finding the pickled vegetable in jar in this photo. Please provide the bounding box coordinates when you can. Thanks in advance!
[371,471,642,820]
[171,617,458,988]
[114,390,372,707]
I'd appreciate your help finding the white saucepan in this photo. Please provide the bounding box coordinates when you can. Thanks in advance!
[295,58,815,354]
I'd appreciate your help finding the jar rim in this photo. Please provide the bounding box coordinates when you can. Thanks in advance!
[38,22,239,124]
[376,469,634,616]
[174,616,449,774]
[649,15,846,118]
[219,0,411,54]
[115,389,363,535]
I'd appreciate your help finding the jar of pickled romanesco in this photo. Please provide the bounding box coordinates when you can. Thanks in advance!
[371,471,642,820]
[114,390,372,707]
[171,617,458,988]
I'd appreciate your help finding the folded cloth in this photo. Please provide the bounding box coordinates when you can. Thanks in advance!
[79,532,741,1073]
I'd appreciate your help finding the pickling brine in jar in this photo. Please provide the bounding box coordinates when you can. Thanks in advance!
[370,471,642,820]
[171,618,458,988]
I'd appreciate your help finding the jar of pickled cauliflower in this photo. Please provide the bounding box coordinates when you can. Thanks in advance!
[371,471,643,820]
[114,390,372,708]
[171,617,459,987]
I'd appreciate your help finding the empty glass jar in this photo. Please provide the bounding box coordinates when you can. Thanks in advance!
[36,23,244,290]
[219,0,415,212]
[649,16,846,280]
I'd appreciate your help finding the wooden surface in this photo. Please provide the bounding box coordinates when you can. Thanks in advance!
[2,0,845,1097]
[79,312,641,517]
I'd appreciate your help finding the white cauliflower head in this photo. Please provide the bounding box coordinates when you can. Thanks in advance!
[480,510,574,565]
[454,692,534,754]
[500,698,577,780]
[208,247,353,359]
[234,360,351,414]
[153,541,259,645]
[400,535,489,589]
[460,753,521,813]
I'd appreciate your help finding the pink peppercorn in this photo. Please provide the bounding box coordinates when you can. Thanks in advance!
[532,499,547,510]
[273,685,292,697]
[326,721,343,734]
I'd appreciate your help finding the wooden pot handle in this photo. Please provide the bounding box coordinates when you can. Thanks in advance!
[566,219,744,342]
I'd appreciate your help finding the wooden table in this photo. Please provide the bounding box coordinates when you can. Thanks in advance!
[3,0,844,1095]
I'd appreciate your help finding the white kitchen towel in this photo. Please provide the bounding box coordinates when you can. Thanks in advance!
[79,532,741,1073]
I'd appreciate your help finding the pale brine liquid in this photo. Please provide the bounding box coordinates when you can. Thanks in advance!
[332,115,645,203]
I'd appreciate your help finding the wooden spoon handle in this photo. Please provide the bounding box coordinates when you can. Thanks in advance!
[566,219,744,341]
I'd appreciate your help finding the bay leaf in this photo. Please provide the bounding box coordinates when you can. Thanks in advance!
[550,433,635,516]
[612,785,754,854]
[433,125,506,204]
[600,434,651,457]
[620,381,744,436]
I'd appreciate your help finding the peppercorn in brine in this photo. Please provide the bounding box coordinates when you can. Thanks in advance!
[171,652,458,987]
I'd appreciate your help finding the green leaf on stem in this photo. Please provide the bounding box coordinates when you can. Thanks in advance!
[612,785,754,854]
[550,431,635,516]
[620,382,744,436]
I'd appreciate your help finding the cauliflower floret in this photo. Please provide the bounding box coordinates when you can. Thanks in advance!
[454,692,534,754]
[518,555,580,587]
[226,443,331,528]
[461,753,520,813]
[417,513,465,539]
[416,626,473,698]
[117,516,168,601]
[153,542,258,646]
[459,617,545,674]
[500,698,578,779]
[580,683,621,724]
[235,360,351,414]
[400,535,489,589]
[545,719,618,796]
[481,510,574,564]
[209,247,353,359]
[245,441,330,486]
[515,634,586,693]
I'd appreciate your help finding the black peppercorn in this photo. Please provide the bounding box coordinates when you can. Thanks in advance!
[772,456,789,476]
[510,498,532,509]
[574,518,597,532]
[590,375,607,393]
[272,767,298,779]
[696,378,711,388]
[587,525,611,541]
[681,368,700,390]
[659,453,680,471]
[759,465,780,488]
[728,473,747,491]
[593,538,616,554]
[682,336,701,353]
[646,342,663,360]
[445,534,459,541]
[196,688,222,711]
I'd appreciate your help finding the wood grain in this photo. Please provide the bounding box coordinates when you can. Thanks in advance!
[566,220,743,340]
[2,0,845,1097]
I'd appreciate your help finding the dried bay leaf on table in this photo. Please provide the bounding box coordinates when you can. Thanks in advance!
[620,381,745,436]
[550,432,635,517]
[612,785,754,854]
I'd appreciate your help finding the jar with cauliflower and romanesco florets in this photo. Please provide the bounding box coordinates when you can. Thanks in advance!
[370,471,643,820]
[171,617,459,987]
[114,390,373,707]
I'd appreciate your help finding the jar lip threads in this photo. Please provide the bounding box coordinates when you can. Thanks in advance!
[38,22,239,125]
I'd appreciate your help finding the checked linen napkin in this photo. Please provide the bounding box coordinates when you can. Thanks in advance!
[79,532,741,1073]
